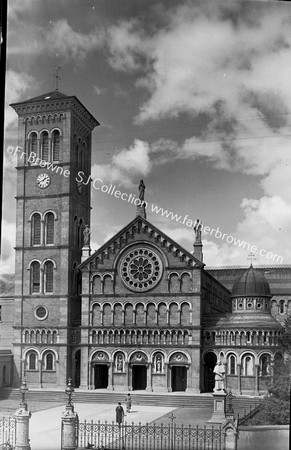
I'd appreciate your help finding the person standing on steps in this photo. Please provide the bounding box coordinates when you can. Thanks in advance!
[125,393,132,413]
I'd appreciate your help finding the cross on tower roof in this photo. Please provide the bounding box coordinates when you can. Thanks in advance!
[54,66,61,91]
[247,252,256,264]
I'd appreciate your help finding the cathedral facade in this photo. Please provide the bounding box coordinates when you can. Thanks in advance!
[5,90,287,394]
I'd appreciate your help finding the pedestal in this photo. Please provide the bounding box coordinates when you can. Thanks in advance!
[81,245,91,262]
[207,391,226,423]
[61,406,78,450]
[14,407,32,450]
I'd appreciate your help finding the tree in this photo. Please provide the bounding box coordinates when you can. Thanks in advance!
[246,360,290,425]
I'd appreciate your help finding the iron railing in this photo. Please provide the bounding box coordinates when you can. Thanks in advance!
[237,401,262,425]
[77,420,224,450]
[0,417,16,449]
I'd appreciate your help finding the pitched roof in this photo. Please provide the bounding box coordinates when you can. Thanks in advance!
[203,312,283,330]
[10,90,69,106]
[79,215,204,270]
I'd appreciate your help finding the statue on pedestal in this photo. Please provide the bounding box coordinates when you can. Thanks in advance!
[193,219,202,242]
[213,360,226,392]
[139,179,146,202]
[83,225,91,246]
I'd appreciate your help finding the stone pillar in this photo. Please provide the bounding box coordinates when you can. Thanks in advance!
[81,245,91,262]
[222,420,237,450]
[255,364,260,395]
[61,406,78,450]
[128,364,132,391]
[167,364,172,392]
[108,363,113,390]
[14,406,32,450]
[125,362,130,390]
[207,391,226,423]
[146,363,152,391]
[237,364,241,394]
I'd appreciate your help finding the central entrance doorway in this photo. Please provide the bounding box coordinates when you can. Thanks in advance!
[171,366,187,391]
[94,364,108,389]
[132,365,147,390]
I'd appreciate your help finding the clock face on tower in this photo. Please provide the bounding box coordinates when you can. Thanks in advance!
[36,173,51,189]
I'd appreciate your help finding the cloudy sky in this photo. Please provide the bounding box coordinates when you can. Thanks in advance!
[1,0,291,273]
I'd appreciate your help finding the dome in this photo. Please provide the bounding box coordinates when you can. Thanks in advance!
[232,265,271,297]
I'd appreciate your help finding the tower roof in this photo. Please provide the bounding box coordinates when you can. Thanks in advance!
[10,90,99,130]
[232,264,271,297]
[19,90,69,102]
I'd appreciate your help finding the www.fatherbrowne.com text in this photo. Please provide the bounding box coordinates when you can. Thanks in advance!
[6,146,284,264]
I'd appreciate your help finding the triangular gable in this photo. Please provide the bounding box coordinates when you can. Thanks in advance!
[79,215,204,270]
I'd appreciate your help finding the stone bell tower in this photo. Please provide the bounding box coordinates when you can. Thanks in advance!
[11,89,99,387]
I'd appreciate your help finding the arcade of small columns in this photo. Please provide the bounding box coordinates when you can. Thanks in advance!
[202,329,282,347]
[90,328,192,346]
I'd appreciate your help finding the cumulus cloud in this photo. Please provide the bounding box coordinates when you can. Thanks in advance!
[106,20,151,72]
[103,2,291,265]
[91,139,152,188]
[46,20,102,61]
[0,221,16,274]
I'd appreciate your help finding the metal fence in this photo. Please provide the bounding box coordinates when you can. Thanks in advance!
[77,420,224,450]
[0,417,16,449]
[237,402,262,426]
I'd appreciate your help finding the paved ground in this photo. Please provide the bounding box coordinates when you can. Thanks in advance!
[0,397,217,449]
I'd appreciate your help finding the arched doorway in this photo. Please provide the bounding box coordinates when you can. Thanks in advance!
[94,364,108,389]
[204,352,217,392]
[130,352,148,391]
[91,351,109,389]
[132,366,147,390]
[169,352,189,392]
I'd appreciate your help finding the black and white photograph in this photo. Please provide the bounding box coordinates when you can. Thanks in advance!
[0,1,290,449]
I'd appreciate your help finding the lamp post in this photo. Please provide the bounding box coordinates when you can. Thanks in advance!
[62,378,78,450]
[65,378,74,411]
[19,379,29,410]
[15,379,31,450]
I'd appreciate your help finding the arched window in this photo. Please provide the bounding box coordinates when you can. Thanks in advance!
[44,352,54,370]
[31,261,40,293]
[45,212,54,245]
[40,131,49,161]
[279,300,285,314]
[260,354,270,376]
[44,261,54,293]
[52,130,60,161]
[31,213,41,245]
[228,355,236,375]
[29,132,38,159]
[28,353,37,370]
[242,355,253,376]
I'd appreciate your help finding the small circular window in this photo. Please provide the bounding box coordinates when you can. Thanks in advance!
[35,306,48,320]
[257,303,262,309]
[238,303,243,309]
[247,302,253,309]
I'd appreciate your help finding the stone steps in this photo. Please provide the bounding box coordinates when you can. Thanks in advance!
[0,388,260,412]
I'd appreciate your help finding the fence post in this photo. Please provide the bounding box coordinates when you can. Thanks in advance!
[222,419,237,450]
[14,380,31,450]
[61,378,78,450]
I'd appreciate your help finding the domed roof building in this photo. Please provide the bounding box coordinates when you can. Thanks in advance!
[232,264,271,297]
[202,264,284,395]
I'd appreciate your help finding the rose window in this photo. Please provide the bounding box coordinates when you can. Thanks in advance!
[121,248,162,292]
